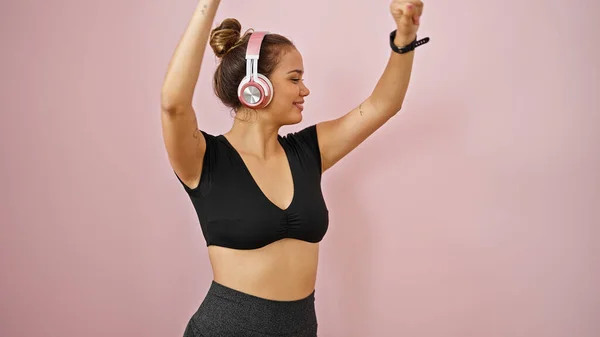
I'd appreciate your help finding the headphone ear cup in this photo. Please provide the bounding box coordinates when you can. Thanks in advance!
[238,80,265,108]
[256,74,273,107]
[238,74,273,109]
[237,76,251,105]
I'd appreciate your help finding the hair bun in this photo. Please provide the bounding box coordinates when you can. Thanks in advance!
[210,18,244,58]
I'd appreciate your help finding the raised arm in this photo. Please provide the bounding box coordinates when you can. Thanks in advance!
[160,0,221,189]
[316,0,427,172]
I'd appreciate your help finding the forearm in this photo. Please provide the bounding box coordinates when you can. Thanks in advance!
[161,0,221,111]
[369,34,417,116]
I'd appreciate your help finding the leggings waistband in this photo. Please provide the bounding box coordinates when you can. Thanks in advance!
[189,281,317,336]
[208,280,316,306]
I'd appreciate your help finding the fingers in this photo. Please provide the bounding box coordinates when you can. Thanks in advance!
[394,1,424,26]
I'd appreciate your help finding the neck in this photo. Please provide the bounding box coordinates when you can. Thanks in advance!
[225,110,282,159]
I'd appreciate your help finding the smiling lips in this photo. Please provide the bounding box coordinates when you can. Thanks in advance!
[294,101,304,111]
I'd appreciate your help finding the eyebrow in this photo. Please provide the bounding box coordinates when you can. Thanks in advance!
[287,69,304,74]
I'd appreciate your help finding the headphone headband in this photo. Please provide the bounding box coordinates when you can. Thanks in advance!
[246,31,268,59]
[244,31,268,82]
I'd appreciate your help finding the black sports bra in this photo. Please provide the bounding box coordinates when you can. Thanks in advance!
[175,125,329,250]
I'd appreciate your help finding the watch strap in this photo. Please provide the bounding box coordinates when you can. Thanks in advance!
[389,29,430,54]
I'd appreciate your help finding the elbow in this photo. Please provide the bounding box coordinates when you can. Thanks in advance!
[390,103,403,116]
[368,95,402,117]
[160,90,189,114]
[382,99,403,115]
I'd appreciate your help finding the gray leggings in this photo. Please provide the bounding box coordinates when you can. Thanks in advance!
[183,281,318,337]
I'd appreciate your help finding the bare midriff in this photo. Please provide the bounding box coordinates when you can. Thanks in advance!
[209,238,319,301]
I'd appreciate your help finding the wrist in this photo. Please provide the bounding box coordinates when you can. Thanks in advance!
[393,33,416,47]
[389,29,430,55]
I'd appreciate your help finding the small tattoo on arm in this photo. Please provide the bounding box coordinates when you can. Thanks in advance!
[359,103,364,116]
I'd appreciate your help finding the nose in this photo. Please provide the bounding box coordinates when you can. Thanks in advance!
[300,81,310,97]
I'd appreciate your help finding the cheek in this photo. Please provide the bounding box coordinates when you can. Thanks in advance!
[273,84,298,104]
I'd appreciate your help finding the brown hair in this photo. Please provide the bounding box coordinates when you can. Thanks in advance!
[209,18,295,111]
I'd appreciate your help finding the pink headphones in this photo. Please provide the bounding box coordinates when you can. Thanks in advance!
[237,31,273,109]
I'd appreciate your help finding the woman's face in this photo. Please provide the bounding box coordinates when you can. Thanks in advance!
[260,48,311,126]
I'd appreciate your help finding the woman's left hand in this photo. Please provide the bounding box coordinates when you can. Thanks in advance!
[390,0,424,45]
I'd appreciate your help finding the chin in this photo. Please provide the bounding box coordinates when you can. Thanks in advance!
[276,108,303,126]
[287,111,303,125]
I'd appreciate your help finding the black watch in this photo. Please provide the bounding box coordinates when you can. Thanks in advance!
[389,29,430,54]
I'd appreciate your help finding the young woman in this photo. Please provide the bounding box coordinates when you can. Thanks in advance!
[160,0,427,335]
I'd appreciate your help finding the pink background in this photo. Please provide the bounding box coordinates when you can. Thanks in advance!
[1,0,599,336]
